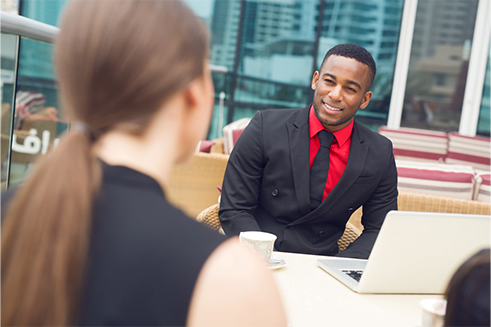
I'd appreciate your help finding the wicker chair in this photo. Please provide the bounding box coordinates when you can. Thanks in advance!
[196,203,224,234]
[195,203,361,251]
[165,152,229,218]
[337,222,361,251]
[196,191,491,251]
[348,192,491,232]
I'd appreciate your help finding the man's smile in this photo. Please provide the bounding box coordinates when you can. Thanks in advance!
[323,101,343,112]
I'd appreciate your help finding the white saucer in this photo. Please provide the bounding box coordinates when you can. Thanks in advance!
[269,256,286,269]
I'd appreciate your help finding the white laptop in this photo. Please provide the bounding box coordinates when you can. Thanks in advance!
[317,210,490,294]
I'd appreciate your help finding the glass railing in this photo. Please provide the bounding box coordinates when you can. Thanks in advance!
[1,12,65,189]
[1,32,18,190]
[1,11,228,190]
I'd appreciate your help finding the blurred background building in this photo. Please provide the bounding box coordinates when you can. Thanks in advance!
[188,0,489,139]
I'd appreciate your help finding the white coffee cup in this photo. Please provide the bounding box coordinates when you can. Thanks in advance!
[239,231,277,262]
[420,298,447,327]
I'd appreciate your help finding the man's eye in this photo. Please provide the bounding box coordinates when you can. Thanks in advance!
[347,87,356,92]
[325,79,334,84]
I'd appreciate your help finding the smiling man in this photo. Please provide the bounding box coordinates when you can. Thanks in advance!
[219,44,398,259]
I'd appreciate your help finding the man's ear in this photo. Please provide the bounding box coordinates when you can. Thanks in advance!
[311,71,319,91]
[359,91,373,109]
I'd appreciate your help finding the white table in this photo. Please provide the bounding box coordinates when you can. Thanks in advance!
[271,252,442,327]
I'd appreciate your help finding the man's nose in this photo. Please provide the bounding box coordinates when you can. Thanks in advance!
[329,85,342,101]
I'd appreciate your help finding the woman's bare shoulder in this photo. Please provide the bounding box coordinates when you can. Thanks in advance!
[187,237,287,327]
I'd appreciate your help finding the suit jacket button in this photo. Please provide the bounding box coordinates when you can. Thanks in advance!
[272,189,279,196]
[289,226,293,230]
[318,230,324,237]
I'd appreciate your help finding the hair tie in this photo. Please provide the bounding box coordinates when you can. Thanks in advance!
[71,121,95,141]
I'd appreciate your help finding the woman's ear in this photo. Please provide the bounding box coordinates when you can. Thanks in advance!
[182,72,214,114]
[177,70,214,159]
[183,78,201,111]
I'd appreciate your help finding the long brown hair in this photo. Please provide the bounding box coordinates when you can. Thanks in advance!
[1,1,208,325]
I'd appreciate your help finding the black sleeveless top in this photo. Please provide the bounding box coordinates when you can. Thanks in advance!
[78,163,226,326]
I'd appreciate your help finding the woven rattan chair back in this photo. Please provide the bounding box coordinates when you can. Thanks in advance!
[196,203,360,250]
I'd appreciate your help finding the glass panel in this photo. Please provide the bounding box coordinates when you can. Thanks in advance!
[185,0,239,137]
[235,75,310,108]
[20,0,69,25]
[3,0,19,14]
[234,0,318,107]
[477,48,490,137]
[183,0,215,30]
[208,0,241,71]
[6,0,70,188]
[18,0,69,80]
[208,70,234,140]
[9,38,69,188]
[212,71,233,101]
[318,0,403,128]
[1,34,19,191]
[401,0,479,132]
[188,0,403,132]
[184,0,232,69]
[208,104,229,141]
[232,106,263,123]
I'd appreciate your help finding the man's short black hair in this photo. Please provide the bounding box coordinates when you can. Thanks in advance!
[321,43,376,91]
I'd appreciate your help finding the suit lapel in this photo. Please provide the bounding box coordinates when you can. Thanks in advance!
[287,106,311,217]
[289,121,369,226]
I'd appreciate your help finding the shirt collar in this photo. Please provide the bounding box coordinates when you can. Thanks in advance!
[308,104,354,147]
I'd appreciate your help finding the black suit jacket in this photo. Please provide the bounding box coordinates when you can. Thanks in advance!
[219,106,398,259]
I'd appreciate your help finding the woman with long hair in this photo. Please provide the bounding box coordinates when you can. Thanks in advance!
[1,1,286,326]
[444,248,490,327]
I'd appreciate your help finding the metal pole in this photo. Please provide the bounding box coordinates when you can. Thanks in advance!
[227,0,247,124]
[1,11,59,43]
[309,0,326,104]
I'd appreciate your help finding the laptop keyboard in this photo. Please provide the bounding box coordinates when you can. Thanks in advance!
[342,269,363,282]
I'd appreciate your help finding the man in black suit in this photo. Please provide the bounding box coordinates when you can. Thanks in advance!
[219,44,398,259]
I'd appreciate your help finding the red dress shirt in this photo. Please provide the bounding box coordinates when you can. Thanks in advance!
[309,105,353,202]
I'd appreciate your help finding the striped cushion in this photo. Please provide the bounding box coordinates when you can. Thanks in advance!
[195,140,216,153]
[473,171,490,203]
[396,160,475,200]
[379,126,448,162]
[446,132,491,171]
[223,118,251,154]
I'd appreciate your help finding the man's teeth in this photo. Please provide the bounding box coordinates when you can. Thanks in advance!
[325,103,342,111]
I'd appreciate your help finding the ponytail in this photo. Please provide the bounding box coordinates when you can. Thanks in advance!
[1,0,209,324]
[1,130,101,326]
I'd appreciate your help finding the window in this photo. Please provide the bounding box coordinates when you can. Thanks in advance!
[320,0,403,127]
[196,0,402,132]
[400,0,479,132]
[477,50,490,136]
[234,0,318,108]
